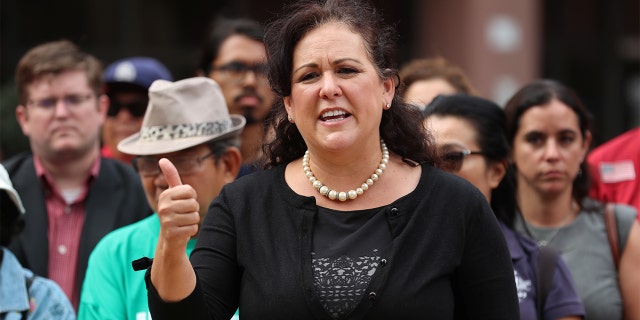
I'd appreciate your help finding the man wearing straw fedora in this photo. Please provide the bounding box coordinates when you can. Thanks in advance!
[78,77,244,320]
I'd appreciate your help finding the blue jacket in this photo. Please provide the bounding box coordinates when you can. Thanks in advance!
[0,247,76,319]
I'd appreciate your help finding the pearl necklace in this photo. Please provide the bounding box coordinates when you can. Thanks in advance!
[303,140,389,201]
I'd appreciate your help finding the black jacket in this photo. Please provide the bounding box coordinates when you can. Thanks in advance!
[3,152,152,305]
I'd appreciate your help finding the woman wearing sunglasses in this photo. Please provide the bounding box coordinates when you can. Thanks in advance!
[423,94,585,320]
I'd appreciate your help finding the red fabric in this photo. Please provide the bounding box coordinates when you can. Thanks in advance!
[588,127,640,218]
[100,145,113,158]
[34,156,100,309]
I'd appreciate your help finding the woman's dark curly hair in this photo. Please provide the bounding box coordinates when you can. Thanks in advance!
[503,79,593,210]
[261,0,436,168]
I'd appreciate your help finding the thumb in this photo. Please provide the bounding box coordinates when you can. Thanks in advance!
[159,158,183,188]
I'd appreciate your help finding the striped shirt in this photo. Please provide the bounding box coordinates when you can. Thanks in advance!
[34,156,99,310]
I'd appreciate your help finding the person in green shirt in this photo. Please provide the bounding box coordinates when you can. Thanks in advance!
[78,77,244,320]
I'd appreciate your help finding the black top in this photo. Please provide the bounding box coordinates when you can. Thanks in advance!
[146,163,519,319]
[312,206,391,318]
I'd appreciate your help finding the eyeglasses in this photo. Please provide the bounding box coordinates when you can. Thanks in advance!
[132,152,216,177]
[28,93,95,110]
[439,149,484,173]
[211,62,268,83]
[107,100,148,117]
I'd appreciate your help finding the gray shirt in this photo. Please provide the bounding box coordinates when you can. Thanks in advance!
[514,198,636,320]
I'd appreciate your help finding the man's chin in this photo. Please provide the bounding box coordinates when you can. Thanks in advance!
[230,105,267,125]
[244,114,259,125]
[48,145,87,161]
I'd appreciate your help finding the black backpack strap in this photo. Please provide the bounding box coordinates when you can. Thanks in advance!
[536,245,558,320]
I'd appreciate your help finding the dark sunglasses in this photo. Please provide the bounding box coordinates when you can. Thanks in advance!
[107,101,148,117]
[439,149,484,173]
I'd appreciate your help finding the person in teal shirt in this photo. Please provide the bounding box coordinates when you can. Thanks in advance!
[78,77,244,320]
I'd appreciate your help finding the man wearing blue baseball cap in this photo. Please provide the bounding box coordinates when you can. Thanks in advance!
[102,57,173,165]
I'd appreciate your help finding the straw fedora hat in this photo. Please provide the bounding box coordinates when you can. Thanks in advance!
[118,77,245,156]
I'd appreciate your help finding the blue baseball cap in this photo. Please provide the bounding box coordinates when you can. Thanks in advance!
[104,57,173,91]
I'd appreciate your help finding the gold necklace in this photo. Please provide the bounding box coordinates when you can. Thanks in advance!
[303,140,389,201]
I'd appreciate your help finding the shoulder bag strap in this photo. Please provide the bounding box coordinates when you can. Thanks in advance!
[536,245,558,320]
[604,203,620,270]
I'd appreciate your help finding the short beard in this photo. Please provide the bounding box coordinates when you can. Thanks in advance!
[242,108,259,125]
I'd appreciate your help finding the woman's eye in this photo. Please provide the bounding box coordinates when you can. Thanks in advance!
[298,72,318,82]
[559,135,575,145]
[524,134,543,145]
[338,67,358,75]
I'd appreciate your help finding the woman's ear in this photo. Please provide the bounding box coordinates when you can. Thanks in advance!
[488,160,507,190]
[381,70,396,107]
[383,79,395,105]
[580,130,592,162]
[283,96,294,122]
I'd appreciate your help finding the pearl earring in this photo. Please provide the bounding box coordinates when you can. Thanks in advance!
[288,115,293,123]
[385,103,391,110]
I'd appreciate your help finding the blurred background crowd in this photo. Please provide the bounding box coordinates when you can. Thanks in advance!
[1,0,638,160]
